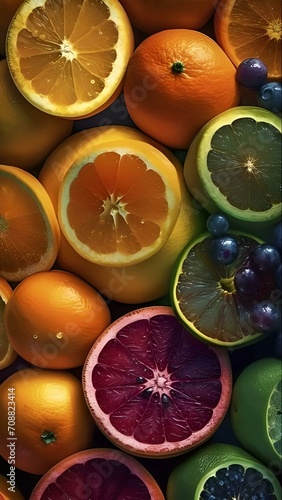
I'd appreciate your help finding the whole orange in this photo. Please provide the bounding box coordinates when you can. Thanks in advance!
[118,0,216,34]
[123,29,241,149]
[0,368,95,475]
[4,270,111,369]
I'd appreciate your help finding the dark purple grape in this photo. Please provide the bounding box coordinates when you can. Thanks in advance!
[210,236,239,265]
[207,213,229,236]
[250,244,281,273]
[257,81,282,113]
[234,267,261,296]
[236,58,268,90]
[249,300,281,332]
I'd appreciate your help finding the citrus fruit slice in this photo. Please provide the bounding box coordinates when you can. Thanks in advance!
[231,357,282,472]
[170,230,269,349]
[30,448,165,500]
[4,270,111,370]
[166,442,282,499]
[6,0,134,119]
[214,0,282,80]
[58,139,181,267]
[0,277,17,370]
[82,306,232,458]
[0,367,95,475]
[184,106,282,233]
[0,165,60,282]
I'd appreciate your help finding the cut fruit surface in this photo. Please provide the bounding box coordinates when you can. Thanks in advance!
[184,106,282,233]
[58,139,181,267]
[6,0,134,118]
[0,165,60,281]
[214,0,282,80]
[171,231,267,349]
[30,448,165,500]
[82,306,232,458]
[166,442,282,500]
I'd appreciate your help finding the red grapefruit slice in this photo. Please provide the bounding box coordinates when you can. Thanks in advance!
[82,306,232,458]
[30,448,165,500]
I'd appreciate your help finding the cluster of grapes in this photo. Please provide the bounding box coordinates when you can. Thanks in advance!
[236,58,282,115]
[207,214,282,344]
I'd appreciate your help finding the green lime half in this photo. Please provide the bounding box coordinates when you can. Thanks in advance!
[231,357,282,472]
[184,106,281,233]
[166,442,282,500]
[170,231,265,349]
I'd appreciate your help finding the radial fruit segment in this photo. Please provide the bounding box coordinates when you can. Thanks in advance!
[82,306,232,458]
[170,231,267,349]
[0,165,60,282]
[6,0,134,118]
[30,448,165,500]
[166,443,282,500]
[184,106,282,231]
[214,0,282,80]
[58,140,181,267]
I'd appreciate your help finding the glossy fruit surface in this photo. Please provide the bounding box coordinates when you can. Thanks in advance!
[0,368,95,475]
[214,0,282,80]
[118,0,216,34]
[171,231,267,349]
[231,357,282,471]
[250,243,281,273]
[83,306,232,458]
[257,82,282,113]
[30,448,165,500]
[249,300,281,333]
[0,59,73,171]
[236,58,268,89]
[4,270,111,369]
[184,106,282,233]
[166,442,282,499]
[0,165,60,282]
[123,29,240,149]
[58,139,181,267]
[207,213,230,236]
[6,0,134,118]
[209,235,239,265]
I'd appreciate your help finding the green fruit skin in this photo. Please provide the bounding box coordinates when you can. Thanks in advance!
[230,357,282,472]
[166,442,282,500]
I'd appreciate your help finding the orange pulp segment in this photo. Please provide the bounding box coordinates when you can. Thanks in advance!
[214,0,282,80]
[0,165,60,281]
[6,0,134,118]
[58,139,182,267]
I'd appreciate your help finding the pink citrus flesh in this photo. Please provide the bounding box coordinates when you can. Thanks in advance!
[30,448,165,500]
[82,306,232,458]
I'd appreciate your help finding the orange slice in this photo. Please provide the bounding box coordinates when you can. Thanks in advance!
[58,139,181,267]
[6,0,134,118]
[214,0,282,80]
[0,165,60,281]
[0,277,17,370]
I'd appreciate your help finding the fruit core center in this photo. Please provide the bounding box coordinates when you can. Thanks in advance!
[41,430,56,444]
[220,277,235,293]
[60,39,77,61]
[243,156,257,173]
[0,216,8,233]
[266,19,282,40]
[102,195,128,223]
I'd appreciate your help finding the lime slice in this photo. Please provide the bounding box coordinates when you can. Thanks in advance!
[166,442,282,500]
[171,230,265,349]
[184,106,281,233]
[231,357,282,472]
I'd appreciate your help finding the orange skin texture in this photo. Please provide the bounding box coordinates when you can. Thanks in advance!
[119,0,216,34]
[0,368,95,475]
[4,270,111,369]
[0,277,17,369]
[0,59,73,171]
[123,29,241,149]
[0,473,24,500]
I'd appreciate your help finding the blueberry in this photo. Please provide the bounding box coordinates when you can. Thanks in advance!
[210,236,239,265]
[257,81,282,113]
[236,58,268,90]
[250,244,281,273]
[207,213,229,236]
[250,300,281,332]
[234,267,261,296]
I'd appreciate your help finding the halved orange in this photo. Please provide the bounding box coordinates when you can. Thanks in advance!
[0,165,60,281]
[0,277,17,370]
[214,0,282,80]
[58,139,181,267]
[5,0,134,118]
